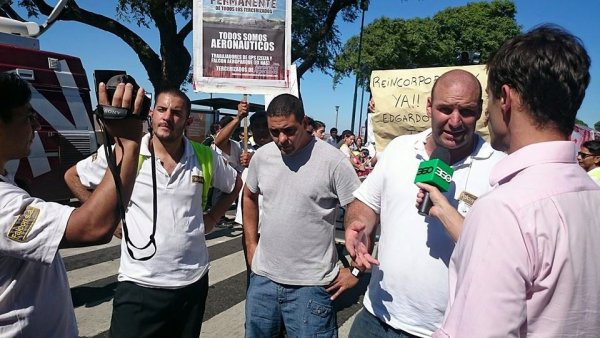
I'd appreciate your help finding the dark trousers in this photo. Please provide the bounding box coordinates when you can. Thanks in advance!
[349,308,422,338]
[109,274,209,338]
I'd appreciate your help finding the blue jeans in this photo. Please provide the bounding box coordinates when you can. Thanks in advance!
[245,273,337,338]
[349,309,421,338]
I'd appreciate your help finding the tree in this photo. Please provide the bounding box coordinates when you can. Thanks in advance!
[4,0,366,92]
[332,0,521,88]
[575,118,588,127]
[595,120,600,132]
[292,0,366,76]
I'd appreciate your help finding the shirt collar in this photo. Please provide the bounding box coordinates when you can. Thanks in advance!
[413,128,431,160]
[412,128,495,165]
[0,170,14,184]
[139,133,193,159]
[139,133,152,157]
[490,141,576,186]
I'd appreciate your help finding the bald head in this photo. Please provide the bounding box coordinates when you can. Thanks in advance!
[431,70,482,105]
[426,69,484,161]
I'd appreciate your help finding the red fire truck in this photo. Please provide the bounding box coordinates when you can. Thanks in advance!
[0,0,97,203]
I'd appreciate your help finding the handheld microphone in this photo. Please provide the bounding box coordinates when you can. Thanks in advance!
[414,147,454,216]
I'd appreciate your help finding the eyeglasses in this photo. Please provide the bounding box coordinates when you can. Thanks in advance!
[578,152,595,159]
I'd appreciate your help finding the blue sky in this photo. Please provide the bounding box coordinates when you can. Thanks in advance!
[24,0,600,131]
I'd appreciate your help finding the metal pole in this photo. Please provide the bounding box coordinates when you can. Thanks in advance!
[350,3,367,133]
[358,85,365,137]
[335,105,340,129]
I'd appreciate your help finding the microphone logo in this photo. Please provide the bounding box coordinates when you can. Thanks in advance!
[414,158,454,192]
[417,166,433,175]
[435,167,452,183]
[415,147,454,216]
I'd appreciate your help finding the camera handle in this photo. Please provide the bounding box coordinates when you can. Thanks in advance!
[99,115,157,261]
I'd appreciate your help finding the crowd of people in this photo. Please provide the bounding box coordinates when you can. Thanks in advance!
[1,24,600,338]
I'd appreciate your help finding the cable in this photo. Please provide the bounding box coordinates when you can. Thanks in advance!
[98,116,157,260]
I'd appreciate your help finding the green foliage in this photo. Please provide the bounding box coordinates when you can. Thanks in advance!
[333,0,521,88]
[595,120,600,132]
[115,0,192,28]
[7,0,365,91]
[575,118,589,127]
[291,0,365,75]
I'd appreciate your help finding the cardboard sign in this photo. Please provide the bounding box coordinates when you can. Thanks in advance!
[193,0,292,95]
[370,65,489,151]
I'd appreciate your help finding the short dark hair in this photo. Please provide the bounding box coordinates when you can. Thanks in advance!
[219,116,234,128]
[155,88,191,116]
[487,24,591,136]
[341,129,354,139]
[0,73,32,124]
[250,110,267,129]
[330,127,338,133]
[266,94,304,123]
[312,120,325,130]
[582,140,600,155]
[209,122,220,134]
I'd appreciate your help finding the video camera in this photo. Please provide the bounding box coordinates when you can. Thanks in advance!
[93,70,152,120]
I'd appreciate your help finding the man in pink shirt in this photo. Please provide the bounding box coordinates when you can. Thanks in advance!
[425,25,600,337]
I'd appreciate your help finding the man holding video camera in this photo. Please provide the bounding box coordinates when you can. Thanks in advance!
[65,87,242,338]
[0,72,145,337]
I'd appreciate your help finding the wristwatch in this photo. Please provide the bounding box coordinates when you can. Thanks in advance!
[350,266,363,278]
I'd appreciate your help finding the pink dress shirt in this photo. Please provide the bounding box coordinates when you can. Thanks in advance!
[435,141,600,337]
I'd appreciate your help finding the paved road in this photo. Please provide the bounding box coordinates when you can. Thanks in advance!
[62,215,372,338]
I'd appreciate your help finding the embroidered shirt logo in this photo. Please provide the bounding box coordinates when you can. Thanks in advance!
[7,206,40,242]
[459,191,478,207]
[192,175,204,184]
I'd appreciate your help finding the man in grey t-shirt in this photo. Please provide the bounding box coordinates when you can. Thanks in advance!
[243,94,361,337]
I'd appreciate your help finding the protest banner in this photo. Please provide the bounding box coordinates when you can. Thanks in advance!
[370,65,488,152]
[193,0,292,94]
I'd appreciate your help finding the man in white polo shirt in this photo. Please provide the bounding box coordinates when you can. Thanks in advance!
[345,70,505,337]
[1,73,145,337]
[65,88,241,338]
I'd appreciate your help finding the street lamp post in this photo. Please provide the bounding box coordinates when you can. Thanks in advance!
[335,105,340,129]
[357,85,365,137]
[350,0,368,133]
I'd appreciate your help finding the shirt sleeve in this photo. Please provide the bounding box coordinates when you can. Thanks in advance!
[245,149,260,194]
[0,183,74,264]
[229,141,245,173]
[76,145,109,188]
[332,157,362,207]
[210,148,238,194]
[340,144,351,157]
[436,196,529,337]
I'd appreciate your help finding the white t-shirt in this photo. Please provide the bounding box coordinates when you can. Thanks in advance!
[0,174,77,337]
[212,139,244,173]
[354,129,505,337]
[76,134,237,288]
[234,147,266,230]
[234,168,264,228]
[339,143,352,157]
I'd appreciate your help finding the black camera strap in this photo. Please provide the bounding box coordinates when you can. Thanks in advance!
[99,116,157,261]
